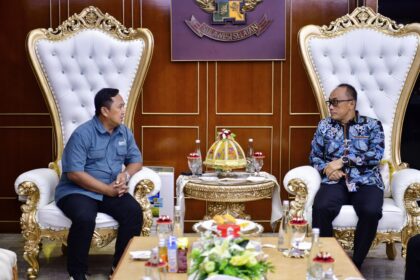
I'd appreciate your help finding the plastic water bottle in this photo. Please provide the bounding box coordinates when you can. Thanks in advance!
[246,138,254,173]
[195,139,203,175]
[307,228,322,280]
[277,200,290,251]
[173,205,183,238]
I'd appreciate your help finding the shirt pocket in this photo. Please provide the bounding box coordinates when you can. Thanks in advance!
[353,136,369,152]
[87,148,105,159]
[116,145,127,160]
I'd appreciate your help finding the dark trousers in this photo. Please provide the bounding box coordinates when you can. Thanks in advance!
[312,180,383,268]
[405,234,420,280]
[57,193,142,276]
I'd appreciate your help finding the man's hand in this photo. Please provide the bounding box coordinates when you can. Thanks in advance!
[327,170,345,181]
[324,158,344,179]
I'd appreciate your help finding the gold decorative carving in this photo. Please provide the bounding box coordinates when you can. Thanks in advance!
[134,179,155,236]
[333,229,400,260]
[184,181,274,202]
[402,183,420,257]
[45,6,136,40]
[320,6,404,35]
[184,180,274,220]
[206,202,250,220]
[286,178,308,218]
[18,181,41,279]
[195,0,262,13]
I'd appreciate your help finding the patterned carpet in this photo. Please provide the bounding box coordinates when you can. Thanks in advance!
[0,233,405,279]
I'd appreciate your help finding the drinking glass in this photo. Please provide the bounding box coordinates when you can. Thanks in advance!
[290,221,308,249]
[252,154,265,176]
[187,155,201,178]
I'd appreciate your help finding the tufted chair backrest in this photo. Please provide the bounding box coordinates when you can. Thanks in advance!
[26,6,153,170]
[299,7,420,197]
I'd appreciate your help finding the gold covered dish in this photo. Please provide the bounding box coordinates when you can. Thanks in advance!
[203,129,246,172]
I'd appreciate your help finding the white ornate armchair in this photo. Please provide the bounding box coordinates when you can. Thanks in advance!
[14,6,160,278]
[284,7,420,259]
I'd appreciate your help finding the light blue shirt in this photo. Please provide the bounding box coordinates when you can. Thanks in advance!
[55,116,142,203]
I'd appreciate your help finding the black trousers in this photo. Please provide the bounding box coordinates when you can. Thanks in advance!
[405,234,420,280]
[57,193,142,276]
[312,179,383,268]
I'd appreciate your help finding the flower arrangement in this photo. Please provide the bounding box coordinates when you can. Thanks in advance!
[188,234,274,280]
[218,129,236,140]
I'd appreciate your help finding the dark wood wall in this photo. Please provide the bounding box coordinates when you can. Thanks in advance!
[0,0,377,232]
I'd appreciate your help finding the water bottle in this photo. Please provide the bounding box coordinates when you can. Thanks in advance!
[195,139,203,175]
[307,228,323,280]
[173,205,183,238]
[277,200,290,251]
[246,138,254,173]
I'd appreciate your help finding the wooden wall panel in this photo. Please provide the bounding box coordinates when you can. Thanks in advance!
[216,62,273,114]
[0,0,377,232]
[142,0,199,114]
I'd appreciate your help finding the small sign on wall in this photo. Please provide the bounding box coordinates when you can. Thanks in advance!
[171,0,286,61]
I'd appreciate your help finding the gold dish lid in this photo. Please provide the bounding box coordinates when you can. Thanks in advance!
[203,129,246,171]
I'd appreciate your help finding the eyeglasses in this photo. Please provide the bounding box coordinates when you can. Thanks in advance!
[326,99,354,107]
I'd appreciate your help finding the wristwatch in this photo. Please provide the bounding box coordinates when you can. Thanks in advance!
[341,156,349,165]
[125,171,131,182]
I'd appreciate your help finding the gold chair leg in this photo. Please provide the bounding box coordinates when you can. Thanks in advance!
[386,242,396,260]
[134,179,155,236]
[23,238,40,279]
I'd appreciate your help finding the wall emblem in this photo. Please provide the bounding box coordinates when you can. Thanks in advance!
[171,0,286,61]
[186,0,270,42]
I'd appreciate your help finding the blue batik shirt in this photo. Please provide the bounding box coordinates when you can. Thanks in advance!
[55,116,142,203]
[309,111,385,191]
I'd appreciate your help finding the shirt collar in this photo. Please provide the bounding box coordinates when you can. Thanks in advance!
[93,116,122,135]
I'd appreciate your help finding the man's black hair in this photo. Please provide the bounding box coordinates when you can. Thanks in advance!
[94,88,119,116]
[337,83,357,101]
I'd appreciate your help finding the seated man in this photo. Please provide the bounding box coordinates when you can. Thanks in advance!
[309,83,385,269]
[55,88,143,280]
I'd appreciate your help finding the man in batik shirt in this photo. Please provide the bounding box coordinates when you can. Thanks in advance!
[310,83,385,269]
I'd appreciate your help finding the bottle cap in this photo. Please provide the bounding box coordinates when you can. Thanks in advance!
[283,200,289,205]
[248,138,253,142]
[195,139,200,143]
[312,228,320,234]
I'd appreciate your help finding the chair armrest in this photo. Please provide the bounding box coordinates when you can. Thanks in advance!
[283,166,321,216]
[392,168,420,213]
[14,168,59,207]
[127,167,161,196]
[128,167,162,236]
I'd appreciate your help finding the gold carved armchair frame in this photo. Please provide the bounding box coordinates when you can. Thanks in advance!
[16,6,155,278]
[286,6,420,259]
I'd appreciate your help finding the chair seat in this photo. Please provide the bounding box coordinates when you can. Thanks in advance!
[37,202,119,230]
[0,248,17,280]
[332,198,404,231]
[306,198,404,232]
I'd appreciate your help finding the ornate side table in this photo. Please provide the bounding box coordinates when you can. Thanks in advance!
[181,175,275,220]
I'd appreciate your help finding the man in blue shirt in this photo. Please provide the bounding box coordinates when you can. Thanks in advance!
[55,88,143,280]
[309,83,385,269]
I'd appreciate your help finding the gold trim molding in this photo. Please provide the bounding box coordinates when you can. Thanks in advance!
[320,6,403,35]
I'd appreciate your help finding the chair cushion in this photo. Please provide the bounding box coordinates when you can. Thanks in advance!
[332,198,404,231]
[0,248,17,280]
[37,202,118,230]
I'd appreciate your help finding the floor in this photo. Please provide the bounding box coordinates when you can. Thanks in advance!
[0,233,405,279]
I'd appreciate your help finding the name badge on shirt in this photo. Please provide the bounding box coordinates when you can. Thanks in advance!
[118,140,127,146]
